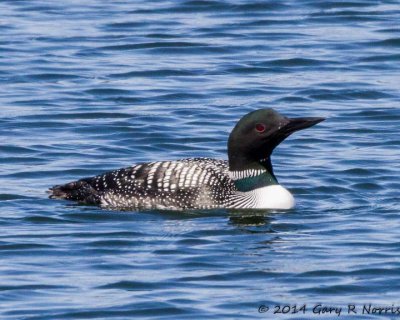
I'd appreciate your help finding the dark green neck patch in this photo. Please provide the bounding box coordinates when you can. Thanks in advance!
[234,172,278,192]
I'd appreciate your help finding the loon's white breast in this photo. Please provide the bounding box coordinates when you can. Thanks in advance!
[230,184,295,210]
[250,185,295,209]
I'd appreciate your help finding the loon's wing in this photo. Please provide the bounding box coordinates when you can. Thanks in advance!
[49,158,234,210]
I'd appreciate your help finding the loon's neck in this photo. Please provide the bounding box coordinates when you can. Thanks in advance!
[228,157,278,192]
[230,170,277,192]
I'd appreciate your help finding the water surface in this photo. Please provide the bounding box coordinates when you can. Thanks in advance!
[1,0,400,319]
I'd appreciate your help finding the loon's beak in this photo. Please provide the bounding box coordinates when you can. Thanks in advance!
[282,117,325,135]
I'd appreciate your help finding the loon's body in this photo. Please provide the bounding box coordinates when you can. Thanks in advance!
[50,158,294,210]
[49,109,324,210]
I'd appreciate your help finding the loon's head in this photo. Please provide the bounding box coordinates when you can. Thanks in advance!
[228,108,324,176]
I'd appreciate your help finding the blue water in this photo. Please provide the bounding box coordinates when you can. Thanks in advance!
[1,0,400,319]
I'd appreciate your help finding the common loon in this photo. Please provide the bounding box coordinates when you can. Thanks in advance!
[49,108,324,210]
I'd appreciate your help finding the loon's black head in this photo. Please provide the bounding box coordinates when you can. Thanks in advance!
[228,108,324,175]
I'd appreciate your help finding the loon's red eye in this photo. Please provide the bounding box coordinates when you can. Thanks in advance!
[255,123,266,133]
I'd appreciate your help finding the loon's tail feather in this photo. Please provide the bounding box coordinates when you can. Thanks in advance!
[48,180,100,205]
